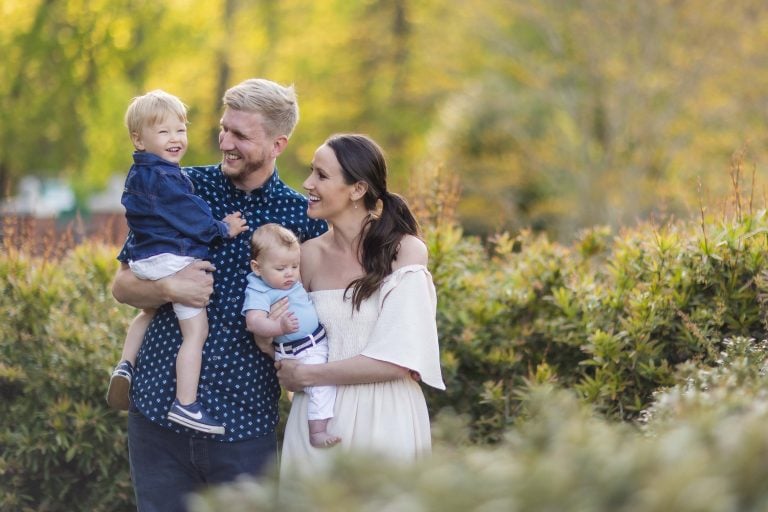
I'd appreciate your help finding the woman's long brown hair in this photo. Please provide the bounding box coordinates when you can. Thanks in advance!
[324,134,420,311]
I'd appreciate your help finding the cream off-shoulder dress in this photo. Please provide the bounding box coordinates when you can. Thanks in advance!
[279,265,445,476]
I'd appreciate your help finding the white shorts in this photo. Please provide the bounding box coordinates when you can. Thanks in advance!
[129,253,202,321]
[275,341,335,420]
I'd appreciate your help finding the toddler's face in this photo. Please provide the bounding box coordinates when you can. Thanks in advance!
[253,245,301,290]
[133,116,188,164]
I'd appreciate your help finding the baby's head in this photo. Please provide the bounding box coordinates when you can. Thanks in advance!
[124,89,188,164]
[250,223,301,290]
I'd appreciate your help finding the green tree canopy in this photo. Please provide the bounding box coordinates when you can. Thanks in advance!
[3,0,768,238]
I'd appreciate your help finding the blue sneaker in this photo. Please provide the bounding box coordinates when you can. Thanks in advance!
[167,399,225,435]
[106,360,133,411]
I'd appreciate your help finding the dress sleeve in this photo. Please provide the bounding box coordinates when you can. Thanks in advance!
[360,265,446,390]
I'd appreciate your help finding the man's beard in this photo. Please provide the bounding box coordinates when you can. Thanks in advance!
[223,155,266,182]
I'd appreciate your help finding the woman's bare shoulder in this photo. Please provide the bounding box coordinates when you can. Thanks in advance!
[301,232,326,253]
[300,232,330,287]
[393,234,428,269]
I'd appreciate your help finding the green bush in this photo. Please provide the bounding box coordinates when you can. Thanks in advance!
[190,338,768,512]
[4,205,768,509]
[0,243,134,512]
[428,211,768,440]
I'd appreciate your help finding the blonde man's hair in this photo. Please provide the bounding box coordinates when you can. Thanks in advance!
[250,223,300,261]
[223,79,299,138]
[124,89,188,136]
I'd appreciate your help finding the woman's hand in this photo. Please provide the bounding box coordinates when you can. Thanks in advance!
[275,359,306,392]
[268,297,290,321]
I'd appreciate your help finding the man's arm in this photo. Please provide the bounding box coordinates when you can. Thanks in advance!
[112,260,215,309]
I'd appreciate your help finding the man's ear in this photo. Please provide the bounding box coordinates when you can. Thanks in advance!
[270,135,289,158]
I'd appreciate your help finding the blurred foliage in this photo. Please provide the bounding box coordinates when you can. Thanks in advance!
[3,0,768,238]
[0,242,133,512]
[419,152,768,441]
[5,152,768,508]
[190,339,768,511]
[426,205,768,441]
[425,0,768,238]
[6,170,768,507]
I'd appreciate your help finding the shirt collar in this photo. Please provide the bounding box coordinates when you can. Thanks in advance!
[246,273,302,293]
[133,151,180,168]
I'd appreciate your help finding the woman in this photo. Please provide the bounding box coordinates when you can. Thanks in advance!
[276,134,445,475]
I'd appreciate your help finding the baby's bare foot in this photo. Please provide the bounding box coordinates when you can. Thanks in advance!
[310,431,341,448]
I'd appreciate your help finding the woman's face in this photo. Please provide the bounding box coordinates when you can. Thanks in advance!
[303,144,356,220]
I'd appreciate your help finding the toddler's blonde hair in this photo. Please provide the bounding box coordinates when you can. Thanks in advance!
[125,89,188,137]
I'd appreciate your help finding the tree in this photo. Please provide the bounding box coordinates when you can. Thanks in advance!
[424,0,768,238]
[0,0,169,203]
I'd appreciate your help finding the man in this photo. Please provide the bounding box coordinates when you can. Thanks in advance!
[111,78,327,512]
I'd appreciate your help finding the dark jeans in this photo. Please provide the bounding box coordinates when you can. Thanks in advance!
[128,410,277,512]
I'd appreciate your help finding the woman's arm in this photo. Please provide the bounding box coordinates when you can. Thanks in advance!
[276,355,410,391]
[111,260,215,309]
[277,235,422,390]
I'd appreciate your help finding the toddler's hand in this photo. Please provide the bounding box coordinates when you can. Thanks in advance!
[223,212,248,238]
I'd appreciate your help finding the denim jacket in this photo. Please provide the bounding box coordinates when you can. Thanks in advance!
[121,152,229,261]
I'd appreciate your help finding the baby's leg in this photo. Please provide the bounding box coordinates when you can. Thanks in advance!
[306,380,339,448]
[302,344,339,448]
[175,309,208,404]
[308,418,341,448]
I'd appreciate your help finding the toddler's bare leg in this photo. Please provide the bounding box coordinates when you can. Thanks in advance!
[176,310,208,405]
[309,418,341,448]
[122,309,156,364]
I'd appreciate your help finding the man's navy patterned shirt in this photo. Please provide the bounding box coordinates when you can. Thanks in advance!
[117,165,327,442]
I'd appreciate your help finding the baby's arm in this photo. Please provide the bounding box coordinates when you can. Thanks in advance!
[245,309,299,357]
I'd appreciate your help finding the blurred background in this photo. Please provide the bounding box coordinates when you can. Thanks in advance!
[2,0,768,240]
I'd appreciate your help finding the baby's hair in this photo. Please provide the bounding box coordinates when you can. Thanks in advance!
[125,89,188,137]
[250,223,300,261]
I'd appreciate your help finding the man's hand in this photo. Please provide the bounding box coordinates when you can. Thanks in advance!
[114,260,213,310]
[164,260,215,308]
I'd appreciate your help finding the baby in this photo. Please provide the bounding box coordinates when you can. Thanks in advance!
[242,223,340,448]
